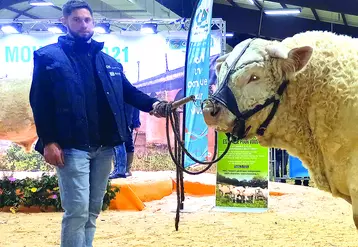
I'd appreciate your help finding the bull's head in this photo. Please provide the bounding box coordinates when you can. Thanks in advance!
[202,38,313,141]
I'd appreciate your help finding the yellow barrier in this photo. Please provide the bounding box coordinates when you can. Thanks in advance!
[109,184,145,211]
[172,179,216,196]
[109,177,173,211]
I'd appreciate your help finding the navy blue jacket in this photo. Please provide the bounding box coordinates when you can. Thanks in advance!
[30,35,158,154]
[124,104,141,130]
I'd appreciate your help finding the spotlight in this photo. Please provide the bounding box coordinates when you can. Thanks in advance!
[48,23,67,34]
[29,0,54,6]
[0,23,22,34]
[264,8,302,15]
[140,23,158,34]
[94,23,110,34]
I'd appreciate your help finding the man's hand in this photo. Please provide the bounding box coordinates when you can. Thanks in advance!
[44,143,65,168]
[151,101,170,118]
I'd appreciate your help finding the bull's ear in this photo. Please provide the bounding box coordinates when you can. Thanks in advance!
[283,46,313,74]
[215,53,230,76]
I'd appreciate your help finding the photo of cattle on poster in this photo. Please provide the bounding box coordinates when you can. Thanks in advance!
[216,183,268,208]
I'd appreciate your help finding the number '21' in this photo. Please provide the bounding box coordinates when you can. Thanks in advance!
[102,47,128,62]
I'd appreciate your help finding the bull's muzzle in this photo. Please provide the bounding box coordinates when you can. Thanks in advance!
[202,97,247,140]
[202,99,221,126]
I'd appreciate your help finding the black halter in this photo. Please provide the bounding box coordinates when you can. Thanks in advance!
[203,39,289,142]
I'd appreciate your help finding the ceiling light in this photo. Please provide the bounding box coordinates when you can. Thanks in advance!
[94,27,106,34]
[47,23,67,34]
[226,33,234,37]
[48,27,62,33]
[1,23,22,34]
[264,8,301,15]
[140,23,158,34]
[1,25,19,34]
[29,0,54,6]
[94,23,110,34]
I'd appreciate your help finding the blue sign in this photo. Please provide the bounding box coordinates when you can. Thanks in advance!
[183,0,214,167]
[289,156,310,178]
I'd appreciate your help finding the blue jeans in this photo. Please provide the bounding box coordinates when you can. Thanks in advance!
[124,128,135,153]
[56,146,113,247]
[113,143,127,175]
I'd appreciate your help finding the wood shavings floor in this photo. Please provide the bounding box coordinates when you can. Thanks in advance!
[1,182,357,247]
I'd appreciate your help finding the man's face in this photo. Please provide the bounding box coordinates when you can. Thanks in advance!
[62,8,94,42]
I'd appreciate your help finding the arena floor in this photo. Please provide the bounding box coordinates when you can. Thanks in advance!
[1,181,357,247]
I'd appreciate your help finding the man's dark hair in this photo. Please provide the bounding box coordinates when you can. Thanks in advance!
[62,0,93,17]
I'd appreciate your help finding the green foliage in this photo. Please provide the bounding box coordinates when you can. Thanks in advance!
[102,183,120,211]
[132,147,176,171]
[215,194,267,208]
[1,144,53,172]
[217,174,268,188]
[132,147,217,173]
[0,173,119,212]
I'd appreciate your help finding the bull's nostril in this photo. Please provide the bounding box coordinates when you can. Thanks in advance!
[202,99,221,120]
[210,105,220,116]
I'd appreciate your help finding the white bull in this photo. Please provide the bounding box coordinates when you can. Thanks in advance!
[202,30,358,229]
[242,187,257,203]
[218,184,231,197]
[229,185,245,202]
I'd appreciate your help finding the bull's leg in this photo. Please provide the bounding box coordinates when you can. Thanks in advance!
[346,157,358,229]
[348,170,358,229]
[350,194,358,229]
[341,195,352,204]
[349,182,358,229]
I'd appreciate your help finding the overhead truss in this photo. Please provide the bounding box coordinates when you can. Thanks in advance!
[0,18,225,33]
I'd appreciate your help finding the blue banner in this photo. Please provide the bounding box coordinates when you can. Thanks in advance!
[184,0,214,167]
[289,156,310,178]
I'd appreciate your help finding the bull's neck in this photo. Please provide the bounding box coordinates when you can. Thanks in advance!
[257,71,319,168]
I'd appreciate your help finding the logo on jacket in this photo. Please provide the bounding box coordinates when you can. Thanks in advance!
[109,71,121,76]
[107,64,122,76]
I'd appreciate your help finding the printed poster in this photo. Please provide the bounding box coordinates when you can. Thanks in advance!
[215,132,269,212]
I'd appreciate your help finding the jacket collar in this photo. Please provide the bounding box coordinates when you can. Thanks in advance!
[58,34,104,54]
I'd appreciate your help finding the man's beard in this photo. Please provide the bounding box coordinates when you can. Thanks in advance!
[68,28,94,42]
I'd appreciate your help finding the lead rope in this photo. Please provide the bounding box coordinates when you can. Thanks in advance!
[163,101,232,230]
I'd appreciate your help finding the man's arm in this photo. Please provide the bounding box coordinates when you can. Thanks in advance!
[121,72,159,112]
[29,51,56,146]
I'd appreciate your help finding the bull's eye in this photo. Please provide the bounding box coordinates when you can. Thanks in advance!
[249,75,260,83]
